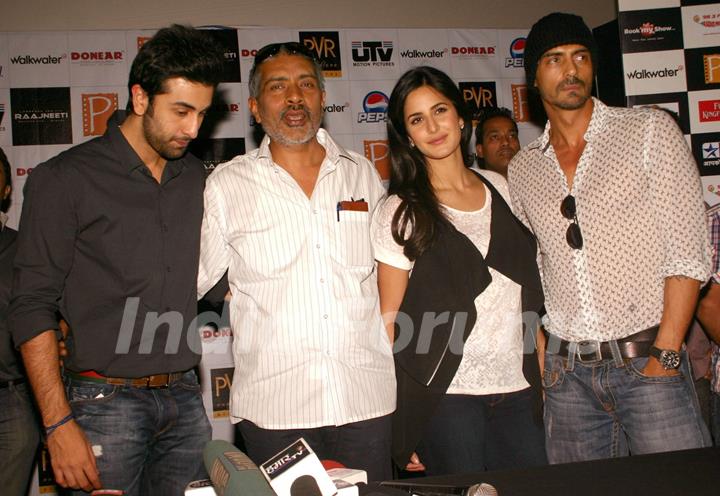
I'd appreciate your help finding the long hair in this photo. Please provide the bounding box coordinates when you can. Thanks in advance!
[386,66,473,260]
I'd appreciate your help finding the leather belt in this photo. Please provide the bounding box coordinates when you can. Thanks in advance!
[544,326,659,362]
[0,377,26,389]
[66,370,185,388]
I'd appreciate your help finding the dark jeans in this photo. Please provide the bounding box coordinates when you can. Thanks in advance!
[0,381,40,496]
[63,370,211,496]
[416,388,547,476]
[238,414,392,481]
[712,391,720,445]
[543,349,711,463]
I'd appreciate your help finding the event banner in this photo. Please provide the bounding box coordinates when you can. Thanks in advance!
[618,0,720,206]
[0,25,540,496]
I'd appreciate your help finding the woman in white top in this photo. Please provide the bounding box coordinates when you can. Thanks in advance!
[371,66,546,476]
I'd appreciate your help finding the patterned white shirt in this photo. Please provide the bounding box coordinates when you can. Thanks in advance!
[508,98,712,342]
[371,171,528,395]
[198,129,396,429]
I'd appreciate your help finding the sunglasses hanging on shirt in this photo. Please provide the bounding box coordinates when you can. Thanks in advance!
[560,195,583,250]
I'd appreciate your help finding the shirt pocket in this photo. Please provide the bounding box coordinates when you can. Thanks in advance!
[337,210,373,268]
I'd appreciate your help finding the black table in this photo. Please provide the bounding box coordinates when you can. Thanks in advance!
[380,447,720,495]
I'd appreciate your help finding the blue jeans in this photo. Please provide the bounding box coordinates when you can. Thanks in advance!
[543,347,711,463]
[416,388,547,476]
[64,370,211,495]
[0,381,40,496]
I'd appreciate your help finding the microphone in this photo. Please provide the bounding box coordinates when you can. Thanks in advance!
[379,481,498,496]
[290,475,322,496]
[203,440,275,496]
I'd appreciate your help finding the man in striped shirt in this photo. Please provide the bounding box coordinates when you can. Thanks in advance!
[198,42,396,480]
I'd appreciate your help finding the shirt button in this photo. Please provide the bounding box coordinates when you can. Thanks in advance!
[166,267,171,272]
[323,314,328,319]
[313,209,318,214]
[162,224,169,232]
[316,244,320,249]
[320,278,325,283]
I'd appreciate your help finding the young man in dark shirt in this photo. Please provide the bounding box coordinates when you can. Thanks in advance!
[9,25,224,495]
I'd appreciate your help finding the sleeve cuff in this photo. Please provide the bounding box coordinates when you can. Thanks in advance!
[373,244,414,271]
[659,260,712,283]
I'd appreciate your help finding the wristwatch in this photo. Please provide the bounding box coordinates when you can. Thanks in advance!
[649,346,681,370]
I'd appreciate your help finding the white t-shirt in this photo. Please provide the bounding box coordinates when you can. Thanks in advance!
[371,170,529,395]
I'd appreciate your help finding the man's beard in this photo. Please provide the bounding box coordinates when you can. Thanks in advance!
[262,105,322,146]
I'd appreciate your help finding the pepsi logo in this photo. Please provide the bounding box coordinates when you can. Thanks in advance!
[362,91,389,113]
[505,37,525,68]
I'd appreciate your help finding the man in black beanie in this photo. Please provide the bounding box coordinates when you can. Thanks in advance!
[508,12,711,463]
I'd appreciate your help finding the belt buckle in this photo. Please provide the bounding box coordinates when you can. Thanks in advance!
[147,374,171,388]
[576,340,602,362]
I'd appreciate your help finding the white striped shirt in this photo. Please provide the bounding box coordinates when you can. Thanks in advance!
[198,129,396,429]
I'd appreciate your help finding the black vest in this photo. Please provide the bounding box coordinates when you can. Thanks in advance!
[391,172,544,466]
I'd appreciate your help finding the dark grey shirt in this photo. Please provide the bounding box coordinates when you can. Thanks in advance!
[0,226,21,382]
[9,112,206,377]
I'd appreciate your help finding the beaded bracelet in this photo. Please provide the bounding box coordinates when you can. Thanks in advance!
[45,412,74,437]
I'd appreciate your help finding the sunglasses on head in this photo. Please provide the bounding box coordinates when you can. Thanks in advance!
[253,41,319,67]
[560,195,583,250]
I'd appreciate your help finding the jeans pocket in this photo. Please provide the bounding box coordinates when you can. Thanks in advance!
[626,356,684,383]
[66,381,119,405]
[542,353,565,390]
[175,371,202,392]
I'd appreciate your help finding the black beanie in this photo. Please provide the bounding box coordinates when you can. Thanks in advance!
[524,12,598,90]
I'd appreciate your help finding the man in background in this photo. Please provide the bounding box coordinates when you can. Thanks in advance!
[475,107,520,178]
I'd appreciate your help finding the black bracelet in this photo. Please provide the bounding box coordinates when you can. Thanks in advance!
[45,412,74,437]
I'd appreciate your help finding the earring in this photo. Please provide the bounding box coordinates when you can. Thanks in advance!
[460,122,465,130]
[409,140,415,147]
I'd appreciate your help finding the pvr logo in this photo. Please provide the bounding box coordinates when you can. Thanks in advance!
[357,91,389,123]
[704,54,720,84]
[211,367,235,418]
[82,93,118,136]
[459,82,496,123]
[364,140,390,180]
[352,41,393,64]
[300,31,342,77]
[511,84,529,123]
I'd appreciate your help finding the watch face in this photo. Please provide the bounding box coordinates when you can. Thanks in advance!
[660,350,681,370]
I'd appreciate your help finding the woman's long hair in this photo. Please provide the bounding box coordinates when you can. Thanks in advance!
[386,66,473,260]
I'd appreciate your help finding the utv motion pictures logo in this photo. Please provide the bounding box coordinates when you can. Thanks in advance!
[505,37,525,68]
[10,53,67,65]
[626,65,684,80]
[351,41,394,67]
[357,91,389,123]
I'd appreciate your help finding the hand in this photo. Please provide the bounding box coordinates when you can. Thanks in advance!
[642,355,681,377]
[47,419,102,491]
[57,319,70,366]
[404,452,426,472]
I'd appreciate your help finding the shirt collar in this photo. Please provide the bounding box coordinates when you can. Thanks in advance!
[105,110,188,178]
[0,211,7,231]
[256,128,359,167]
[531,97,608,154]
